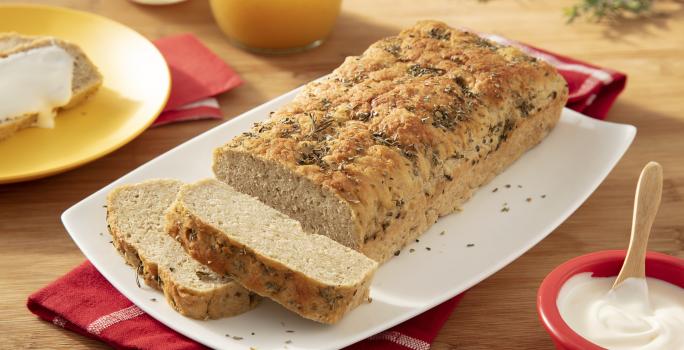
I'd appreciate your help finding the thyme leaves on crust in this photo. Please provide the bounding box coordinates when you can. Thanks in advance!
[296,142,330,168]
[407,64,446,77]
[384,43,402,58]
[318,286,344,310]
[428,27,451,40]
[431,105,468,130]
[307,113,334,137]
[371,131,399,148]
[473,37,498,51]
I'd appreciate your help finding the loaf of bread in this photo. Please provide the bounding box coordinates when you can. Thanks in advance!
[0,33,102,141]
[166,179,378,324]
[213,20,569,262]
[106,179,259,319]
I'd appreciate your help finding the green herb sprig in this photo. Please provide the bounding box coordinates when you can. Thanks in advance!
[565,0,653,23]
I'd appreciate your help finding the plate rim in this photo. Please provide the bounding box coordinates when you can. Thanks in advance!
[0,3,171,184]
[61,88,637,349]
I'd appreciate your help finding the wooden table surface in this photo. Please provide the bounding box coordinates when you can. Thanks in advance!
[1,0,683,349]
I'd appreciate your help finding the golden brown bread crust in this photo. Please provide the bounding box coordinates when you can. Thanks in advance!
[214,21,569,262]
[166,199,374,325]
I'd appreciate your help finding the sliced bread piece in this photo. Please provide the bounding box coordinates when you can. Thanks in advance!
[166,179,378,324]
[106,179,259,320]
[0,33,103,141]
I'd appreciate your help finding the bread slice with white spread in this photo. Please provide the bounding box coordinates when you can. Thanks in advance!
[106,179,259,319]
[0,33,102,141]
[166,179,378,324]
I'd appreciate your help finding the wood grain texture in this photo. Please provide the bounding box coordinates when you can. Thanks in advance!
[0,0,683,349]
[613,161,663,288]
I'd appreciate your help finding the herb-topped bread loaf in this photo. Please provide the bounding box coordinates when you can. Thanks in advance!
[166,179,378,324]
[213,20,568,262]
[106,179,259,319]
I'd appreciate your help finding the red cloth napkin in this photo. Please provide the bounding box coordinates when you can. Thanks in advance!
[151,34,243,127]
[27,37,627,350]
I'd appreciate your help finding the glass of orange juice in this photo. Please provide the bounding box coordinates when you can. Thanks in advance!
[209,0,342,54]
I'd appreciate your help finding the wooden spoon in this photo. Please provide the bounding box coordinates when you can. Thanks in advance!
[612,161,663,289]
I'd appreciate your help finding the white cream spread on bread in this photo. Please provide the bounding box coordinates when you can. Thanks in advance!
[0,45,74,128]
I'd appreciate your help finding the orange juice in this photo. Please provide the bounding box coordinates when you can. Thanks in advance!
[209,0,342,53]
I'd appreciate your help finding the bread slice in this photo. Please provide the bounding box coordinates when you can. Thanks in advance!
[0,33,103,141]
[106,179,259,320]
[212,20,568,262]
[166,179,378,324]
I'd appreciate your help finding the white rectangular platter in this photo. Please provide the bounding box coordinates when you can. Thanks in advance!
[62,85,636,350]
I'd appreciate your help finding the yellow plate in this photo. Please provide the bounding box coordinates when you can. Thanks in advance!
[0,4,170,184]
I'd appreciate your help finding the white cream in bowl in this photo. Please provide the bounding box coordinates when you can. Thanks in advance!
[557,272,684,350]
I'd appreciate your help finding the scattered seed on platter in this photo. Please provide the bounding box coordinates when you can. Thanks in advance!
[232,336,243,340]
[286,330,295,333]
[467,243,475,247]
[285,340,292,344]
[526,197,532,202]
[426,247,432,251]
[501,207,510,213]
[150,298,156,302]
[541,194,547,198]
[517,185,523,188]
[251,332,255,336]
[409,248,415,253]
[440,230,445,235]
[492,187,498,193]
[415,239,420,243]
[394,250,401,256]
[505,184,511,188]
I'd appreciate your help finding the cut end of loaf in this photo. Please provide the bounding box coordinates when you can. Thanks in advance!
[213,149,359,249]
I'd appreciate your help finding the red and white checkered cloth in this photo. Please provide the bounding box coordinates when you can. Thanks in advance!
[27,34,626,350]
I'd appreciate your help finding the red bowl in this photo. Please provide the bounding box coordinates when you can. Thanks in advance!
[537,250,684,350]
